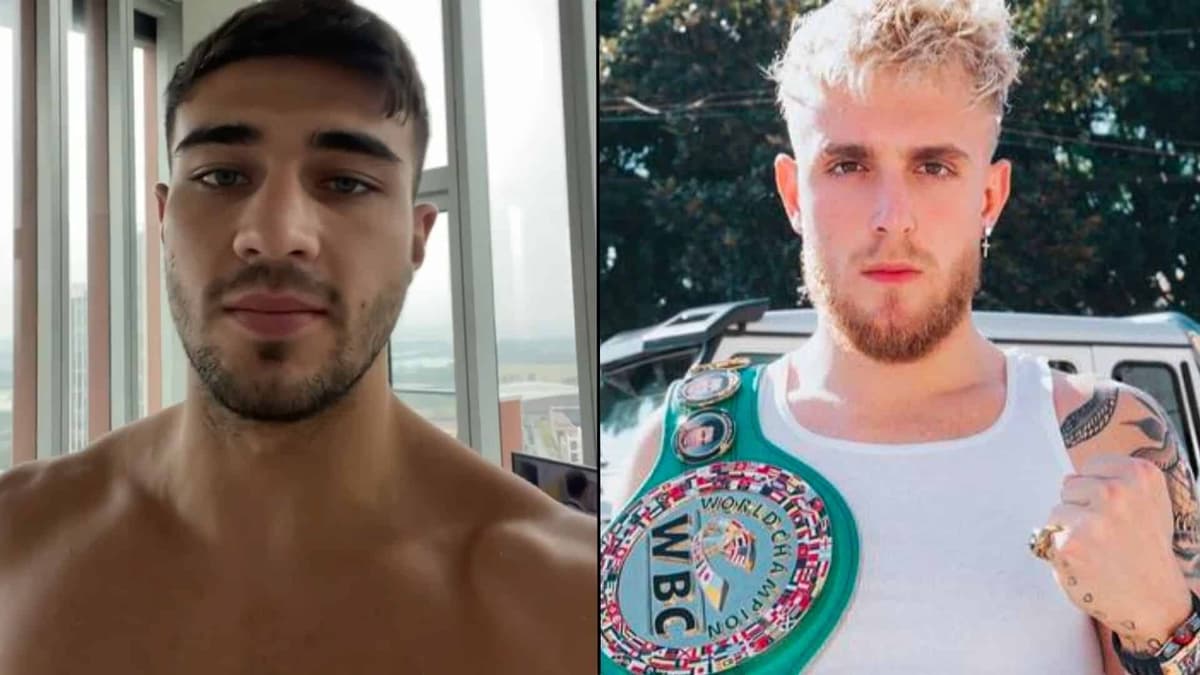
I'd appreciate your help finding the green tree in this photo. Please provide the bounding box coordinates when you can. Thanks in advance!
[599,0,1200,340]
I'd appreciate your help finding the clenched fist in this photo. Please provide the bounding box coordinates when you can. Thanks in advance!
[1042,454,1192,652]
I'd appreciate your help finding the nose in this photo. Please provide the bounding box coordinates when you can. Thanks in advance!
[870,173,917,236]
[231,171,321,264]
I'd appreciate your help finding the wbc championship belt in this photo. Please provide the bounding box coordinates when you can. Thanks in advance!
[601,360,859,674]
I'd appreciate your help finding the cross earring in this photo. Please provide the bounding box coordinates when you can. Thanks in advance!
[982,227,993,259]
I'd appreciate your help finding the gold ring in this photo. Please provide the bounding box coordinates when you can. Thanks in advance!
[1028,524,1064,561]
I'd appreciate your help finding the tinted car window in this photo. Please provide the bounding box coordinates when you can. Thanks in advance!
[1048,360,1078,374]
[600,350,698,458]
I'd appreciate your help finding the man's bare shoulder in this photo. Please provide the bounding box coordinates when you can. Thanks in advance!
[0,447,117,570]
[401,425,596,668]
[465,501,595,669]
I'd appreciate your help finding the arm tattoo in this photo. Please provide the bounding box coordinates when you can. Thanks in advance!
[1060,383,1120,448]
[1124,389,1200,580]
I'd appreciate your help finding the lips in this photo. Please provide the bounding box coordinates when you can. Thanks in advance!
[224,292,327,313]
[862,264,919,274]
[862,264,921,284]
[223,292,328,339]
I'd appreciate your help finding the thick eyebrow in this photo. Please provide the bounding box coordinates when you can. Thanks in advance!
[171,124,401,164]
[910,144,970,164]
[818,142,971,165]
[173,123,262,155]
[819,142,871,162]
[309,130,401,163]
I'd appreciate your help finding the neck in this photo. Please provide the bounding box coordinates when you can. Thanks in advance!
[143,353,405,555]
[793,312,1005,410]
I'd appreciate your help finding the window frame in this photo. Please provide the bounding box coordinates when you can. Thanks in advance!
[557,0,597,468]
[26,0,180,461]
[442,0,501,463]
[1181,360,1200,477]
[34,0,72,459]
[9,0,38,465]
[123,0,177,426]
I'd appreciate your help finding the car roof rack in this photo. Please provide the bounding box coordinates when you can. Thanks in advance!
[600,298,769,371]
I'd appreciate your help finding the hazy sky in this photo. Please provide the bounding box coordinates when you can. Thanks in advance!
[0,0,583,345]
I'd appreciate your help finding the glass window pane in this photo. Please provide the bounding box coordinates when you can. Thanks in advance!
[389,211,456,436]
[67,23,89,452]
[0,4,16,470]
[132,43,145,415]
[133,37,163,420]
[133,44,147,418]
[355,0,448,171]
[481,0,586,467]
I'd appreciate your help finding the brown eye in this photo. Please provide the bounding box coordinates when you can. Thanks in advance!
[325,177,372,195]
[918,162,954,177]
[829,161,865,176]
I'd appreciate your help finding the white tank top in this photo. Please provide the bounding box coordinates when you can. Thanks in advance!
[757,348,1104,673]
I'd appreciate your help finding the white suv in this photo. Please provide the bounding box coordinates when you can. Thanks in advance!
[599,299,1200,526]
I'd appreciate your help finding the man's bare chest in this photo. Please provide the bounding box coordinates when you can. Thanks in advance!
[0,545,515,675]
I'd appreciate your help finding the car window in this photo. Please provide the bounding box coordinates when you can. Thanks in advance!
[600,349,698,462]
[730,352,785,365]
[1048,360,1078,374]
[1112,361,1195,464]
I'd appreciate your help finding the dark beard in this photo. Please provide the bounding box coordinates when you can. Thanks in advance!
[803,241,979,363]
[165,255,408,423]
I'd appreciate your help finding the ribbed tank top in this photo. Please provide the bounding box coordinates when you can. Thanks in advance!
[757,348,1104,673]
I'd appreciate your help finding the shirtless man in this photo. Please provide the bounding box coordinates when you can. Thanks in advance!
[609,1,1199,672]
[0,1,594,673]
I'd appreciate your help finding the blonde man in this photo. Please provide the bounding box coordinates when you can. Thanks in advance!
[604,1,1200,673]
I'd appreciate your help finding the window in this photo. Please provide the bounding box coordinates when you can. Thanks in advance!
[133,8,164,420]
[482,0,587,468]
[354,0,448,171]
[0,0,16,470]
[1113,361,1194,458]
[599,348,698,467]
[388,211,457,437]
[359,2,458,438]
[133,42,148,417]
[67,4,91,452]
[1048,360,1078,374]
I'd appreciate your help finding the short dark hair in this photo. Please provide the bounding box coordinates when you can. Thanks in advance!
[164,0,429,182]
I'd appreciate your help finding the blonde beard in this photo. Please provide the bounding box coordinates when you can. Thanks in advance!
[802,242,980,364]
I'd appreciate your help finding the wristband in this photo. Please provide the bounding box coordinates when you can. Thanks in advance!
[1114,593,1200,675]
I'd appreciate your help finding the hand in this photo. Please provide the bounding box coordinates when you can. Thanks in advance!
[1042,454,1192,653]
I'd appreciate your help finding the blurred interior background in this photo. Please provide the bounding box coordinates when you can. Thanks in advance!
[0,0,598,512]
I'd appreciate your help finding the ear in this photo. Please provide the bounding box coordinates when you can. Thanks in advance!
[774,153,803,236]
[410,203,438,269]
[981,158,1011,236]
[154,183,169,243]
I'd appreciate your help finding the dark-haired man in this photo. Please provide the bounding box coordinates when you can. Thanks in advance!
[0,2,594,673]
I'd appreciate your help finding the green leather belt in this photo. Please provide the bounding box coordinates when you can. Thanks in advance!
[601,362,859,674]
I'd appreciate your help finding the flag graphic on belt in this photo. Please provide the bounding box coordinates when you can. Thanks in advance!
[693,516,758,612]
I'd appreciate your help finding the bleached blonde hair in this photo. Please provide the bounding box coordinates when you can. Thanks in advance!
[768,0,1023,132]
